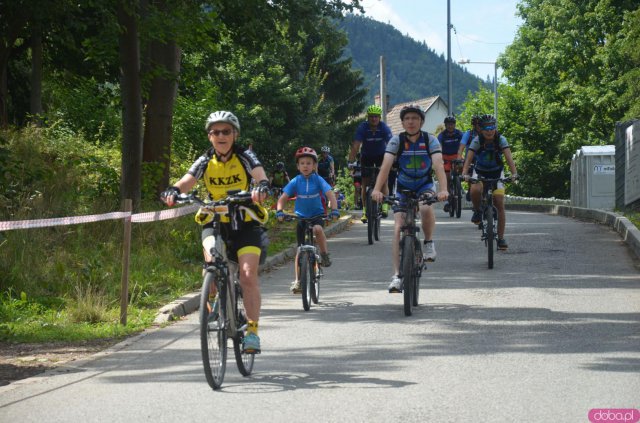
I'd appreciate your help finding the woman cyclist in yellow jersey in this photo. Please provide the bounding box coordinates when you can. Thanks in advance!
[161,111,270,354]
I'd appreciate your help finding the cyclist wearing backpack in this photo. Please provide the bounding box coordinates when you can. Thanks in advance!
[317,146,335,186]
[437,115,464,212]
[269,161,290,196]
[371,105,448,292]
[350,104,393,222]
[462,114,519,250]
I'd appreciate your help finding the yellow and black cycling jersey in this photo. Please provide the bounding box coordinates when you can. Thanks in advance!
[188,145,268,224]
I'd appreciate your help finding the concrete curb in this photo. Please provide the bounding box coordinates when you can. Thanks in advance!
[154,214,353,323]
[505,203,640,260]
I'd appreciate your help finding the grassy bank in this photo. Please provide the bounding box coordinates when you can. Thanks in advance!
[0,126,300,344]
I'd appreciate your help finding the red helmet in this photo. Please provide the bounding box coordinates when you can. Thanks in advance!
[295,146,318,162]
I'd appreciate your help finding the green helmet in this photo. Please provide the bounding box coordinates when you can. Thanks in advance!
[366,105,383,116]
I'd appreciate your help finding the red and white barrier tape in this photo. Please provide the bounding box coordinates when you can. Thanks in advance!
[0,205,199,232]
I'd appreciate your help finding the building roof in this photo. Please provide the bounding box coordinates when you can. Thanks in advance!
[385,96,443,135]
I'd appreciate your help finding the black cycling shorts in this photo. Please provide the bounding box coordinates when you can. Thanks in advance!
[360,155,384,179]
[296,216,325,246]
[202,221,269,265]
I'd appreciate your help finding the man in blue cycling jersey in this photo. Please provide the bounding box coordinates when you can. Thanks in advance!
[350,104,393,222]
[437,115,464,212]
[371,105,449,293]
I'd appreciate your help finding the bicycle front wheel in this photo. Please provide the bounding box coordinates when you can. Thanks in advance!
[455,176,463,218]
[311,254,320,304]
[412,239,421,307]
[200,272,227,390]
[485,207,494,269]
[366,191,374,245]
[232,283,255,376]
[374,201,381,241]
[401,236,416,316]
[299,252,312,311]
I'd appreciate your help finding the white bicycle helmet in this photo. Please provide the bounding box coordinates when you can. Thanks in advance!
[321,145,330,153]
[205,111,240,132]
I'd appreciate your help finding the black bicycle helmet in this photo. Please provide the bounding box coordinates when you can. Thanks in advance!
[400,104,425,121]
[275,161,285,171]
[479,114,496,126]
[471,115,480,125]
[444,115,456,124]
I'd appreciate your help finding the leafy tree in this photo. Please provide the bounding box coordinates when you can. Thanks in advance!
[492,0,640,198]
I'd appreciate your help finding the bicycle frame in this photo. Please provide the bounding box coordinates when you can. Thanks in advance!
[284,214,326,311]
[469,176,510,269]
[203,215,243,336]
[386,191,438,316]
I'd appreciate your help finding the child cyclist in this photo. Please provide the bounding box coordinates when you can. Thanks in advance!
[276,147,340,293]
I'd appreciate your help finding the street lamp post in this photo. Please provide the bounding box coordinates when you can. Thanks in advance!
[458,59,498,122]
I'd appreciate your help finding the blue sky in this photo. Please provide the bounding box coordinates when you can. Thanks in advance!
[355,0,523,81]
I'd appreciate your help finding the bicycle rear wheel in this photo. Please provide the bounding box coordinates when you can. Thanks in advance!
[366,191,374,245]
[401,236,415,316]
[200,272,227,390]
[455,177,463,218]
[233,283,255,376]
[485,207,494,269]
[299,252,312,311]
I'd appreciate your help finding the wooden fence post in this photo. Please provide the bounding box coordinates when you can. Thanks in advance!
[120,199,132,325]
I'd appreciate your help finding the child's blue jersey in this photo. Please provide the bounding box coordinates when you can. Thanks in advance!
[283,173,332,217]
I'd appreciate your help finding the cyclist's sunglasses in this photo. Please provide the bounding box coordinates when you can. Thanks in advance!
[208,129,233,136]
[481,125,496,131]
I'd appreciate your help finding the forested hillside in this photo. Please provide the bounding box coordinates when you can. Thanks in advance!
[338,14,485,111]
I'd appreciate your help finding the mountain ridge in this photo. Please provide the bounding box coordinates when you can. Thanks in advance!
[337,14,486,113]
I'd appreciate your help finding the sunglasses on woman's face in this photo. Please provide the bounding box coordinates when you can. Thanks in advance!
[208,129,233,136]
[482,125,496,131]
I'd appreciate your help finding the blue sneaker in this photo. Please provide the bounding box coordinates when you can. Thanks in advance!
[243,332,261,354]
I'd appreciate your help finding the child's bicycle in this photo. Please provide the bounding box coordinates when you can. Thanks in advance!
[281,213,330,311]
[174,190,261,390]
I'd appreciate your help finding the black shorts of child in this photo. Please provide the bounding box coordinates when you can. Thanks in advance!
[296,216,325,246]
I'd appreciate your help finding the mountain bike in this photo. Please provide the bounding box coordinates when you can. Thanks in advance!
[281,214,329,311]
[175,190,259,390]
[363,165,383,245]
[468,176,512,269]
[385,191,439,316]
[447,159,464,218]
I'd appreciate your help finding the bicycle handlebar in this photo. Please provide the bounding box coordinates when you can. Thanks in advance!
[279,213,331,223]
[468,176,515,184]
[175,190,253,207]
[383,192,439,206]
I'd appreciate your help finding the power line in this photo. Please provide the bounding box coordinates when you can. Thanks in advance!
[457,33,510,45]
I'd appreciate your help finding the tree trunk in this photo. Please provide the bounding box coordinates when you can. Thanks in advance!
[0,12,28,128]
[117,0,143,211]
[143,38,180,197]
[30,31,44,126]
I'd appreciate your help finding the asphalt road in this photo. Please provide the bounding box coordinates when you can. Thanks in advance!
[1,208,639,422]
